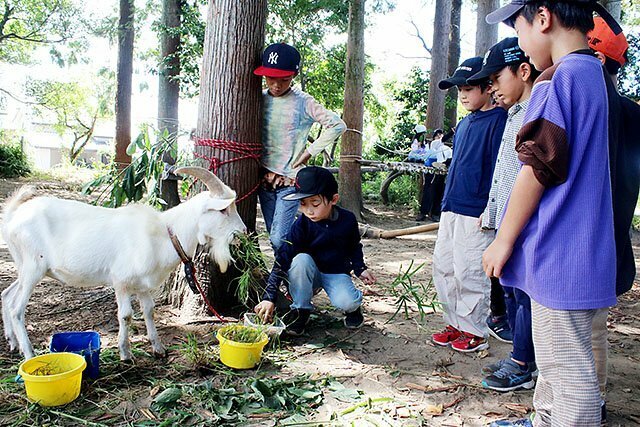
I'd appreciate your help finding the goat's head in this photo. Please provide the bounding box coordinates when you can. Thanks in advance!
[175,167,247,273]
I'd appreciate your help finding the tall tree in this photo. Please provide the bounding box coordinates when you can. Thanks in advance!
[115,0,135,169]
[424,0,452,132]
[475,0,499,56]
[170,0,267,316]
[340,0,366,219]
[445,0,462,129]
[158,0,182,208]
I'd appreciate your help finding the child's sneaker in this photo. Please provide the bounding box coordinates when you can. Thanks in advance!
[486,315,513,343]
[344,307,364,329]
[481,359,536,392]
[283,308,310,336]
[432,325,462,346]
[489,419,533,427]
[482,357,538,377]
[450,332,489,352]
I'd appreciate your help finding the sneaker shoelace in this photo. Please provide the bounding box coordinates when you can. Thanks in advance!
[493,360,527,379]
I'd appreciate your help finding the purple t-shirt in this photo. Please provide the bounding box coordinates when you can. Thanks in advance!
[500,52,616,310]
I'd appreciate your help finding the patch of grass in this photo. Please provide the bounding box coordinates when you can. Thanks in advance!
[230,233,269,307]
[383,261,442,323]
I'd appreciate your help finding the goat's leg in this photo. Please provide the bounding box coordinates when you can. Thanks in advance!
[2,280,20,351]
[9,264,44,359]
[114,288,134,361]
[138,293,165,357]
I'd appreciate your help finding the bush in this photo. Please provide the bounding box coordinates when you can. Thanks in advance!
[0,143,31,178]
[362,172,420,210]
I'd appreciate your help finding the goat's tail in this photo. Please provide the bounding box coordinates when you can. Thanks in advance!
[4,186,38,222]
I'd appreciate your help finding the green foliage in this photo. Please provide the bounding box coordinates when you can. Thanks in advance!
[231,233,269,307]
[619,31,640,101]
[384,261,441,322]
[82,125,177,208]
[218,325,265,343]
[0,0,82,64]
[0,136,31,178]
[362,172,420,209]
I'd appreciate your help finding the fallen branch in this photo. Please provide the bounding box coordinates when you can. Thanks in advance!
[359,223,439,239]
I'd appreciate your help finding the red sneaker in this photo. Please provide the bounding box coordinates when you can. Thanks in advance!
[451,332,489,353]
[432,325,462,346]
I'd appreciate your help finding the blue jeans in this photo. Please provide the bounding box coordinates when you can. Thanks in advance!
[258,186,299,250]
[288,254,362,313]
[504,286,535,363]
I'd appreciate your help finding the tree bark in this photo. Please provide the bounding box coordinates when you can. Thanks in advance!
[158,0,181,209]
[475,0,499,56]
[340,0,366,220]
[599,0,621,22]
[424,0,452,133]
[115,0,134,169]
[445,0,461,129]
[171,0,267,318]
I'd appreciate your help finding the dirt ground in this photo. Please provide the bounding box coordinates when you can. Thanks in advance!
[0,176,639,426]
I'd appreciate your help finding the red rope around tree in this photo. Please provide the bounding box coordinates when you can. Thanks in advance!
[194,138,262,203]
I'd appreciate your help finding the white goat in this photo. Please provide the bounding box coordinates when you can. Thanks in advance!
[1,167,246,361]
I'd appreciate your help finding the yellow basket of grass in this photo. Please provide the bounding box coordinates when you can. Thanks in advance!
[216,324,269,369]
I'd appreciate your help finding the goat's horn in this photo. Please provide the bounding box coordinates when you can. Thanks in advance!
[174,166,226,196]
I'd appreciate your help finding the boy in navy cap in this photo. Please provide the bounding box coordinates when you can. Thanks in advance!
[254,166,376,336]
[254,43,346,252]
[468,37,541,393]
[482,1,620,425]
[430,57,507,353]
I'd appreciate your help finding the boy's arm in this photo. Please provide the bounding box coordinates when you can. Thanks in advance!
[294,96,346,167]
[482,165,545,277]
[348,219,372,283]
[261,220,304,302]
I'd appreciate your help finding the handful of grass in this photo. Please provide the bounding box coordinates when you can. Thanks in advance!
[219,325,264,343]
[29,363,59,376]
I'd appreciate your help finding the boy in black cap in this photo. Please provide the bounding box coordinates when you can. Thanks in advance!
[254,43,346,252]
[482,1,620,426]
[430,57,507,353]
[468,37,541,393]
[254,166,376,336]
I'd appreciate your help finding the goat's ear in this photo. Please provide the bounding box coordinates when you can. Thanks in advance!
[204,197,235,212]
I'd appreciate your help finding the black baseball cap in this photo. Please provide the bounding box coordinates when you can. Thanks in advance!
[438,57,484,90]
[486,0,622,34]
[254,43,301,78]
[467,38,526,85]
[282,166,338,201]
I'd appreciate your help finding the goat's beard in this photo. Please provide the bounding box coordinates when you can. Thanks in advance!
[209,236,233,273]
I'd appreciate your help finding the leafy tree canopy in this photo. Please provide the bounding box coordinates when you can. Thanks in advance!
[619,31,640,101]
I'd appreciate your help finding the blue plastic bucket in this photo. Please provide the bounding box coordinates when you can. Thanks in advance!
[50,332,101,379]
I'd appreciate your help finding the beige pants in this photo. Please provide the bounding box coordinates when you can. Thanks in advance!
[432,211,494,337]
[591,307,609,394]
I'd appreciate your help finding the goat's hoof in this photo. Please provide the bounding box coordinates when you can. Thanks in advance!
[119,350,134,362]
[152,343,167,358]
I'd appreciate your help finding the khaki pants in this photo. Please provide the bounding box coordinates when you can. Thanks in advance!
[432,211,494,337]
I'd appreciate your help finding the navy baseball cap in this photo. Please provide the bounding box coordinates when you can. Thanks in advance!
[486,0,622,34]
[254,43,301,78]
[467,38,526,85]
[438,57,484,90]
[283,166,338,201]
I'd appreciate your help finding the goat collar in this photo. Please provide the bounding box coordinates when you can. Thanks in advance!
[167,227,191,263]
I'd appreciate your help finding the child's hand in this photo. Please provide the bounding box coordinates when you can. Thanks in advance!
[482,238,513,278]
[359,270,376,286]
[292,150,311,168]
[254,300,276,323]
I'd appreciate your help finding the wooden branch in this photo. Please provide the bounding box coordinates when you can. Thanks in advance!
[409,18,432,55]
[359,222,439,239]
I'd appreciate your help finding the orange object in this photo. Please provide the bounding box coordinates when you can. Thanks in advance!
[588,16,628,66]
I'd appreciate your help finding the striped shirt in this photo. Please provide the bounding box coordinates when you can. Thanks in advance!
[482,100,529,229]
[261,86,346,178]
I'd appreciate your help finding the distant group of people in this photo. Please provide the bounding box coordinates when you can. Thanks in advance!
[247,1,640,426]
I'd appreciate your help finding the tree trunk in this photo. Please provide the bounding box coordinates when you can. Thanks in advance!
[158,0,181,209]
[445,0,461,129]
[599,0,621,22]
[475,0,499,56]
[340,0,366,220]
[115,0,134,169]
[170,0,267,318]
[424,0,452,133]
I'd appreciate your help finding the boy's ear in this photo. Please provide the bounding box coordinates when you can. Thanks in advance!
[519,62,532,81]
[536,6,553,33]
[593,51,607,66]
[330,193,340,205]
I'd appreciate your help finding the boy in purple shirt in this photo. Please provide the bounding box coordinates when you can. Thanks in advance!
[483,1,620,426]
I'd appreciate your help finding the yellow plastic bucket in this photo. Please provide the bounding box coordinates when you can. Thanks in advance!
[18,352,87,406]
[217,326,269,369]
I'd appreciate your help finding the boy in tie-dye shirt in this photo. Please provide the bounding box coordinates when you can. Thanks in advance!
[253,43,346,251]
